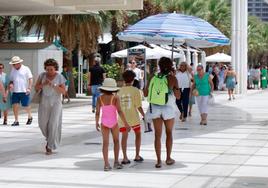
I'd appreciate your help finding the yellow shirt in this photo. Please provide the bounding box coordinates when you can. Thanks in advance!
[118,86,142,127]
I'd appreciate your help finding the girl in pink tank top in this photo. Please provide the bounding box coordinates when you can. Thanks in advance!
[95,78,130,171]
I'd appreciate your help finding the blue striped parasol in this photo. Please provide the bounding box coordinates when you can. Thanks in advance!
[118,13,230,48]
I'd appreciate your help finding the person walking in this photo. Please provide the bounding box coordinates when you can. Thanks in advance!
[261,65,267,89]
[218,65,226,91]
[129,59,142,89]
[9,56,33,126]
[0,63,12,125]
[252,65,261,90]
[118,70,145,165]
[192,65,214,125]
[225,65,237,100]
[95,78,130,171]
[88,56,106,113]
[61,65,71,103]
[144,57,181,168]
[175,62,192,122]
[35,59,66,155]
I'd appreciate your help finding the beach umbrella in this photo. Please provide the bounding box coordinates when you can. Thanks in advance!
[118,13,230,48]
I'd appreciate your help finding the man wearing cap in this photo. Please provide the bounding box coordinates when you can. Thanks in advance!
[9,56,33,126]
[88,56,106,113]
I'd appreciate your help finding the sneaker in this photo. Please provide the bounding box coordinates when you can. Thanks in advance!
[26,117,33,125]
[11,121,19,126]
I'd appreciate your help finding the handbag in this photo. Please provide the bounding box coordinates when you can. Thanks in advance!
[31,90,42,104]
[208,94,215,105]
[31,73,45,104]
[192,89,199,96]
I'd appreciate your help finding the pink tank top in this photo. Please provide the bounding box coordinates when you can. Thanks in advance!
[100,96,118,128]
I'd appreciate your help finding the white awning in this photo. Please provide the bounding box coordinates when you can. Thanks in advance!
[206,52,232,62]
[111,44,183,60]
[0,0,143,15]
[98,33,112,44]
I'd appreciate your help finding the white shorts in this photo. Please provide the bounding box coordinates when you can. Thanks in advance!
[196,96,209,114]
[147,104,176,120]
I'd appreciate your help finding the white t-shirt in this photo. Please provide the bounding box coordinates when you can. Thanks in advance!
[132,67,142,80]
[10,64,33,93]
[176,71,191,90]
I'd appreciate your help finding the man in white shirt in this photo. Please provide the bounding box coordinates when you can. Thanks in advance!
[9,56,33,126]
[130,60,142,89]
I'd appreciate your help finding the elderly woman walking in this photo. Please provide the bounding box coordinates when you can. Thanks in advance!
[192,65,214,125]
[35,59,66,155]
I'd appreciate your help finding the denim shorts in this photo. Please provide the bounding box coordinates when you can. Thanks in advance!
[12,92,30,107]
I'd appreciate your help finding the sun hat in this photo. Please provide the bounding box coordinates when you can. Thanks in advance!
[99,78,119,92]
[9,56,23,65]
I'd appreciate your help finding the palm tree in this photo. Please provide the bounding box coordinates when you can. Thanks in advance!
[0,16,11,42]
[20,14,107,97]
[20,14,105,57]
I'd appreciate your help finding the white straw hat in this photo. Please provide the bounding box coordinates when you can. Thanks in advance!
[9,56,23,65]
[99,78,119,92]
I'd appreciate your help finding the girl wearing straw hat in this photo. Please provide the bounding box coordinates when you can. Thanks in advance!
[95,78,130,171]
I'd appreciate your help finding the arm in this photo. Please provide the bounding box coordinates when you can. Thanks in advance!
[209,76,214,93]
[34,75,43,92]
[143,76,153,97]
[95,98,101,131]
[53,83,66,95]
[138,107,145,118]
[170,76,181,99]
[115,96,130,131]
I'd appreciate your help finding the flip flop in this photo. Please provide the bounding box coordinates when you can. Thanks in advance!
[121,160,131,165]
[134,156,144,162]
[166,159,175,165]
[155,163,162,168]
[104,165,112,171]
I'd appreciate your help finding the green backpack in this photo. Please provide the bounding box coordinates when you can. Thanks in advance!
[148,74,169,105]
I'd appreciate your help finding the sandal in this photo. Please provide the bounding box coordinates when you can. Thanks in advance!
[121,159,131,165]
[45,144,52,155]
[134,156,144,162]
[166,159,175,165]
[104,165,112,171]
[114,162,123,169]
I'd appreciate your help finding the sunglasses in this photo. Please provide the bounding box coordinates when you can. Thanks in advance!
[197,69,202,71]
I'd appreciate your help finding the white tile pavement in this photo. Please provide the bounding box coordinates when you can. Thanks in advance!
[0,90,268,187]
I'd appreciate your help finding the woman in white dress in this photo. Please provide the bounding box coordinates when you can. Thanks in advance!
[35,59,66,155]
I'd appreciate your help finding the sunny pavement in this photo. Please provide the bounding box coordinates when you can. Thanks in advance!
[0,90,268,188]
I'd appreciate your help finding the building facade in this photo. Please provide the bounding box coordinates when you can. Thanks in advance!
[248,0,268,22]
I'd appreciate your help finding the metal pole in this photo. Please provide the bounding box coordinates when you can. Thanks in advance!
[171,38,174,61]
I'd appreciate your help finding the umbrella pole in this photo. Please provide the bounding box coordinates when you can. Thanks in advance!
[171,38,174,61]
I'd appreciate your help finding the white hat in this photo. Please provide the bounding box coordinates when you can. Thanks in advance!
[9,56,23,65]
[99,78,119,92]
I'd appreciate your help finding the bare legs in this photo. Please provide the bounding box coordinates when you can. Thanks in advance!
[228,89,235,100]
[152,118,175,168]
[121,130,142,162]
[13,104,32,122]
[101,125,121,170]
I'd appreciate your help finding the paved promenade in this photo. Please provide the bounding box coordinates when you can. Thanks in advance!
[0,90,268,188]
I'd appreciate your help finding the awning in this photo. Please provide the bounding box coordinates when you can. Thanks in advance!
[98,33,112,44]
[0,0,143,15]
[206,52,231,62]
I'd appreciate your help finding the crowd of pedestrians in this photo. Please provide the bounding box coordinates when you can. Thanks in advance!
[0,54,244,171]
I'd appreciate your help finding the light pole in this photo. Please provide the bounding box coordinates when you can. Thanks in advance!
[232,0,248,94]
